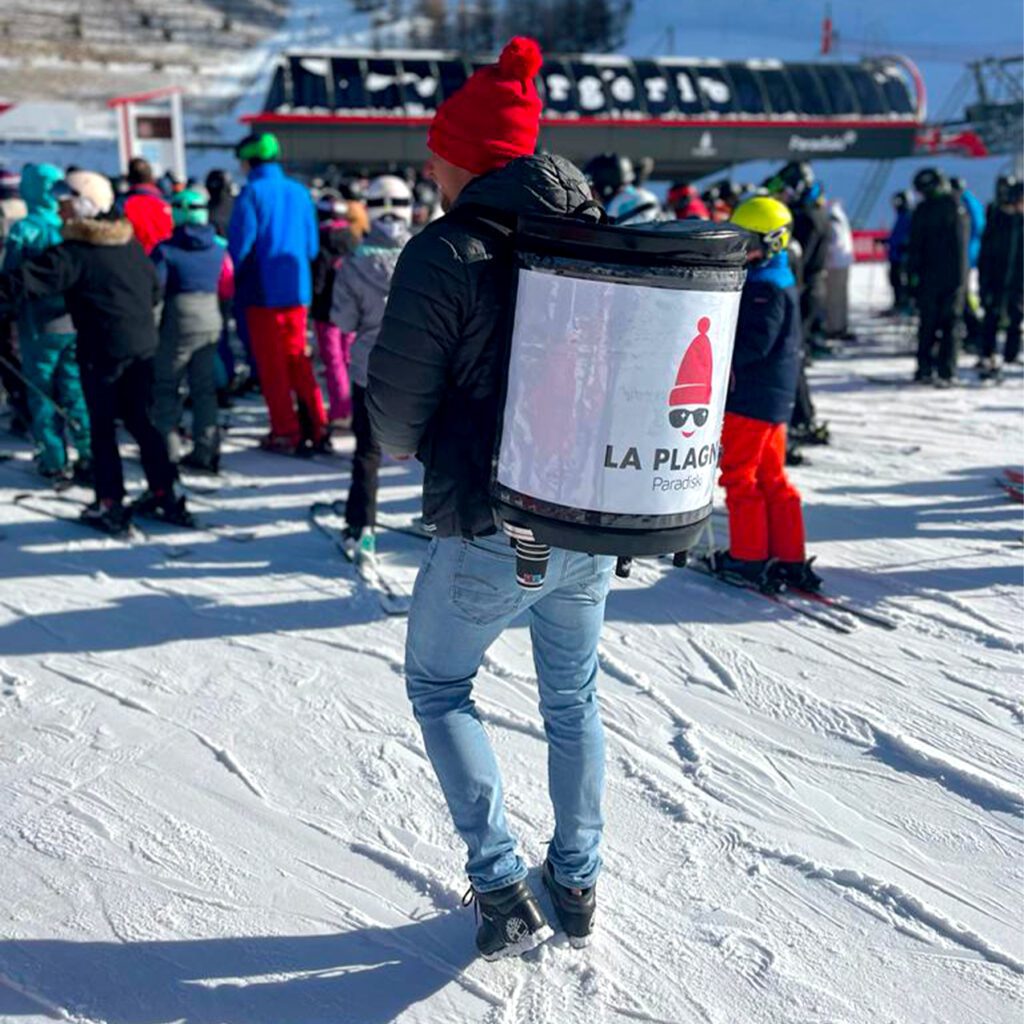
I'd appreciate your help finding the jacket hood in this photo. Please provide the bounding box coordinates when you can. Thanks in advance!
[452,154,596,221]
[171,222,217,250]
[20,163,64,217]
[62,217,135,246]
[349,221,410,293]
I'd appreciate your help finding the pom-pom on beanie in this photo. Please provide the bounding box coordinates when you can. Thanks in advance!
[427,37,543,175]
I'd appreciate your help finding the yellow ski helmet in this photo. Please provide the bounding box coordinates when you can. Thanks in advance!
[729,196,793,256]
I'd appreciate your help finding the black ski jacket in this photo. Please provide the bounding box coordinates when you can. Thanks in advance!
[906,191,969,301]
[792,201,830,283]
[0,217,160,370]
[368,154,597,538]
[978,207,1023,301]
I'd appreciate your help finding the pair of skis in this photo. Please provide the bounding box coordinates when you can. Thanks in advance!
[674,520,898,635]
[680,555,896,635]
[12,491,256,550]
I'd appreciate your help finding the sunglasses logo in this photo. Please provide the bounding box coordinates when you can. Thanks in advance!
[668,317,714,438]
[669,407,709,430]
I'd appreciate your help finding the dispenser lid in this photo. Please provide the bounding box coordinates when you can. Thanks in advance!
[515,213,750,268]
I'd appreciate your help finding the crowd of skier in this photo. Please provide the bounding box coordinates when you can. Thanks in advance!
[0,141,1017,549]
[0,34,1020,962]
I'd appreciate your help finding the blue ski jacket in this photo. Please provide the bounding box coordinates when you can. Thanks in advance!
[959,189,986,269]
[726,251,802,425]
[228,162,318,308]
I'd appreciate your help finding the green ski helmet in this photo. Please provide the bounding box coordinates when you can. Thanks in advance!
[171,188,210,227]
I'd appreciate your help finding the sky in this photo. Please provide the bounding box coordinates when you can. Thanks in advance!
[0,0,1019,223]
[626,0,1023,221]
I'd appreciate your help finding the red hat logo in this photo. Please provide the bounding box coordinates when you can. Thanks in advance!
[668,317,713,437]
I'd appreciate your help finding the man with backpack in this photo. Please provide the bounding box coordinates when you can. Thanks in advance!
[368,37,613,961]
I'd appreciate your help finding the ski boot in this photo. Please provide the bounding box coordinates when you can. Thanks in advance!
[39,463,73,491]
[342,525,376,566]
[791,420,831,446]
[131,488,195,528]
[708,550,781,594]
[463,879,553,961]
[179,450,220,476]
[911,370,935,385]
[542,859,597,949]
[259,433,307,457]
[977,357,1002,384]
[71,458,94,488]
[771,557,823,593]
[80,499,132,537]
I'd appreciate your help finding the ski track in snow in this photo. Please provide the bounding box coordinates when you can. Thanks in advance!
[0,268,1022,1023]
[755,846,1024,975]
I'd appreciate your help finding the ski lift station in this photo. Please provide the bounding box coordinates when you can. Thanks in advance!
[244,50,927,178]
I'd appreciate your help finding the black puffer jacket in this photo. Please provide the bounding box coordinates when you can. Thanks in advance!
[368,154,596,538]
[0,217,160,370]
[906,191,969,301]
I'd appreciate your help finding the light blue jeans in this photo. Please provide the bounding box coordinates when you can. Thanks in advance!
[405,532,615,894]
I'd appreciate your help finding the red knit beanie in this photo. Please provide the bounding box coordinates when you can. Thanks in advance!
[427,37,543,175]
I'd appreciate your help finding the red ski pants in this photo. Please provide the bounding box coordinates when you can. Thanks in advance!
[246,305,327,444]
[718,412,805,562]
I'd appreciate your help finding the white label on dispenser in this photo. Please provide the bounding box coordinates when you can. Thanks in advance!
[497,268,741,517]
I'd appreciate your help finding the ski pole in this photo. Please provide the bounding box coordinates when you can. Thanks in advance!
[0,352,82,431]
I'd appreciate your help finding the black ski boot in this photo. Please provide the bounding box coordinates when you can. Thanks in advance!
[131,488,195,528]
[80,499,132,537]
[771,557,823,593]
[71,458,94,487]
[463,879,553,961]
[977,357,1003,384]
[790,421,831,446]
[542,859,597,948]
[39,464,73,491]
[708,550,781,594]
[180,450,220,475]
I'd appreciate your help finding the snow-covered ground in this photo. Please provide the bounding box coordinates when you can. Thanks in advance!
[0,265,1021,1023]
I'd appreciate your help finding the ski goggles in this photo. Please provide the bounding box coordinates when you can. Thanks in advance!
[669,407,709,429]
[366,196,412,211]
[762,224,789,253]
